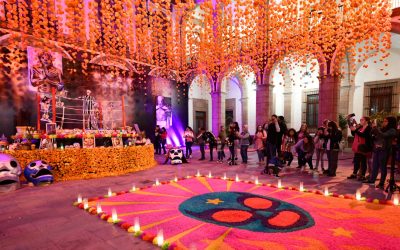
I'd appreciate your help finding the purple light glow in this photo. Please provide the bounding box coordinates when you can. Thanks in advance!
[166,112,185,147]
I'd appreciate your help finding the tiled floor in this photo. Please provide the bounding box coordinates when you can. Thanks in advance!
[1,147,397,249]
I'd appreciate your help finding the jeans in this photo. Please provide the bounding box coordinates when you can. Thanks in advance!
[218,151,224,161]
[370,148,388,184]
[209,144,215,161]
[257,149,265,162]
[265,142,277,166]
[353,153,367,177]
[284,151,293,166]
[315,149,325,171]
[298,151,313,169]
[185,141,193,158]
[199,143,205,159]
[161,139,166,154]
[327,150,339,176]
[240,145,249,163]
[229,145,235,163]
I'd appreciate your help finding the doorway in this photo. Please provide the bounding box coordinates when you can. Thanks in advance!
[195,111,207,132]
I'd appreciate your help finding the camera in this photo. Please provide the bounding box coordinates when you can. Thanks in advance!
[347,113,356,127]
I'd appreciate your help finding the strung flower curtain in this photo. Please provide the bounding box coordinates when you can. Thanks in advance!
[0,0,392,80]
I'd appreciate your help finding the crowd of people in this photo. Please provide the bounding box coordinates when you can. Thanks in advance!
[153,114,399,189]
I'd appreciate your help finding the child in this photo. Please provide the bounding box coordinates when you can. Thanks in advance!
[282,128,297,166]
[314,127,325,172]
[217,137,224,163]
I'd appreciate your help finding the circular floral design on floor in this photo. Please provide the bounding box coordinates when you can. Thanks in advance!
[179,191,315,233]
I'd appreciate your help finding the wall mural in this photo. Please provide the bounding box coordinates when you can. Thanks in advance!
[0,44,189,145]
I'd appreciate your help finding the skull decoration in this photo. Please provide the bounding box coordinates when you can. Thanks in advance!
[0,153,22,193]
[24,160,54,186]
[164,148,187,165]
[179,191,314,233]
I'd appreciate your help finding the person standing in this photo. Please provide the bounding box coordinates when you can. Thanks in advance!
[314,127,325,172]
[197,128,206,160]
[154,125,161,155]
[254,125,267,163]
[239,125,250,164]
[324,121,342,177]
[265,115,281,167]
[160,127,167,155]
[277,116,288,160]
[365,116,398,189]
[218,125,227,160]
[183,126,194,158]
[347,116,372,181]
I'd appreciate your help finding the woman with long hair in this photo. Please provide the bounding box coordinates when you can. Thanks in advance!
[365,116,398,189]
[282,128,297,166]
[294,134,315,170]
[183,126,194,159]
[254,125,267,163]
[347,116,372,181]
[297,123,308,141]
[324,121,342,177]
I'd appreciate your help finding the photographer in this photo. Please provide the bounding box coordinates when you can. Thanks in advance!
[347,116,372,181]
[324,121,342,177]
[364,116,397,189]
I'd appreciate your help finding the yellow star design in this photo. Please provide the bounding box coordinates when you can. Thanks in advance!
[329,227,354,238]
[206,198,224,205]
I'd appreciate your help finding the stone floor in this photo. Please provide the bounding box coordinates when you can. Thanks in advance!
[1,147,398,250]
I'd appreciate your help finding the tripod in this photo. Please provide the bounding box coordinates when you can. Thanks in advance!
[385,144,400,198]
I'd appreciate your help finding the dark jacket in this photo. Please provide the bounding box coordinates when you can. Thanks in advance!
[371,127,397,151]
[324,130,342,150]
[351,125,372,151]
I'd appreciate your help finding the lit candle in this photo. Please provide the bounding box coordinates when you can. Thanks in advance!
[223,173,227,180]
[255,176,259,185]
[324,187,329,196]
[83,198,89,209]
[108,188,112,197]
[278,179,282,188]
[134,217,140,232]
[196,170,201,177]
[394,194,399,206]
[174,176,178,182]
[356,189,361,201]
[77,194,82,203]
[155,178,160,186]
[131,184,136,192]
[235,174,240,182]
[300,182,304,192]
[111,208,118,222]
[157,229,164,247]
[208,171,212,178]
[96,203,102,213]
[53,143,57,149]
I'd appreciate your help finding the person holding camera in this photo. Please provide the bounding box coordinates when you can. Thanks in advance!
[347,116,372,181]
[324,121,342,177]
[364,116,397,189]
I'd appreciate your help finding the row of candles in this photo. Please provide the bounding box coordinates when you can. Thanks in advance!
[76,171,399,245]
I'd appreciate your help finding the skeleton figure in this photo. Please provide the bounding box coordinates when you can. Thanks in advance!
[79,90,98,130]
[0,154,22,193]
[164,148,187,165]
[24,160,53,186]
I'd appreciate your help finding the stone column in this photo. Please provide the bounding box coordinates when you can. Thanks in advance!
[318,75,341,125]
[241,97,248,126]
[256,84,271,126]
[211,91,223,134]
